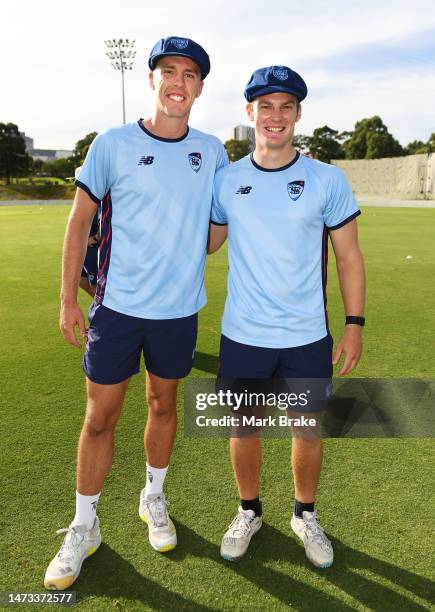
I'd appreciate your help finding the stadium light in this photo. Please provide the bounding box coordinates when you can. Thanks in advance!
[104,38,136,124]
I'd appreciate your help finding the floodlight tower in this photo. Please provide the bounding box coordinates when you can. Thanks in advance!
[104,38,136,124]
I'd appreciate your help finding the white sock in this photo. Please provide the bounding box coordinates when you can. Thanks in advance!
[72,491,101,529]
[145,464,168,497]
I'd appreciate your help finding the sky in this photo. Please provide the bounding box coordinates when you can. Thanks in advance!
[2,0,435,150]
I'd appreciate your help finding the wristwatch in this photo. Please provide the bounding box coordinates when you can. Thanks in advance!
[345,316,365,326]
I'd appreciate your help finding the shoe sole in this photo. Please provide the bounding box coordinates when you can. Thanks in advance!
[44,541,101,590]
[220,520,262,562]
[139,513,177,553]
[290,518,333,569]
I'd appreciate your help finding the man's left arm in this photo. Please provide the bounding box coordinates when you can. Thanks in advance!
[329,219,366,375]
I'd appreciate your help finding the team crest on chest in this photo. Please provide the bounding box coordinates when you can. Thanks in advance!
[188,152,202,172]
[287,180,305,201]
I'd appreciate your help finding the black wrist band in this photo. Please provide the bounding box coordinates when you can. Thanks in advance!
[345,316,365,326]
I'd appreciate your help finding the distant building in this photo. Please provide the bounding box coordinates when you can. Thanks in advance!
[19,131,73,161]
[20,132,34,152]
[234,124,255,149]
[31,149,73,162]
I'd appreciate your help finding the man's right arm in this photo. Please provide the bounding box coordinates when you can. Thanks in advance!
[60,187,98,348]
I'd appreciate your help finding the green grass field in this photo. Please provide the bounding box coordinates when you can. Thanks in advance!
[0,205,434,611]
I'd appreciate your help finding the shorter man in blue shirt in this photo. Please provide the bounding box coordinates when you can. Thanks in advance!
[209,66,365,567]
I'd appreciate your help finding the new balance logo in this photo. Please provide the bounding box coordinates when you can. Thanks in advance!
[236,186,252,194]
[138,156,154,165]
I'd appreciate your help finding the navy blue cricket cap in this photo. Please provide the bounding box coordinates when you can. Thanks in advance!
[148,36,210,80]
[244,65,307,102]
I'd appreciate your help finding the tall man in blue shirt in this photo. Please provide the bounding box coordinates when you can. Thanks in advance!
[209,66,365,567]
[44,36,228,590]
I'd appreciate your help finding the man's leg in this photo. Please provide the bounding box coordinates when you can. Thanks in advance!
[290,434,333,568]
[139,314,197,553]
[219,336,278,561]
[77,378,130,495]
[44,377,130,590]
[220,435,263,562]
[280,335,334,567]
[144,372,178,469]
[138,374,179,552]
[291,436,323,503]
[230,436,262,500]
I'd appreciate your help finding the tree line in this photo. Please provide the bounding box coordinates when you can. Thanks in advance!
[1,117,434,182]
[224,116,435,163]
[0,123,96,184]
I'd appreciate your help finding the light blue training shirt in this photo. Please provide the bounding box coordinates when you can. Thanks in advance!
[211,152,360,348]
[76,120,228,319]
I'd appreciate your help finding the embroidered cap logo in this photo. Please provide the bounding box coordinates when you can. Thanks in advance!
[171,38,189,50]
[272,68,289,81]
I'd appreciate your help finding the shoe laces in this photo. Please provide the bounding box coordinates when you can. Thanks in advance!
[55,526,84,562]
[304,513,332,552]
[145,496,169,528]
[228,511,254,538]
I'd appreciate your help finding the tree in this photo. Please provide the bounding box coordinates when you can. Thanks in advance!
[42,157,76,180]
[224,139,251,162]
[73,132,97,164]
[404,140,429,155]
[293,134,310,153]
[308,125,345,163]
[343,116,404,160]
[0,122,30,184]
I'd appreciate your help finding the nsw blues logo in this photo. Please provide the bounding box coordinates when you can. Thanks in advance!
[287,180,305,201]
[273,68,288,81]
[171,37,188,49]
[188,152,202,172]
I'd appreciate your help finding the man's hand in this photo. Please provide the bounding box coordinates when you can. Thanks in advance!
[332,326,363,375]
[60,301,87,348]
[87,233,99,247]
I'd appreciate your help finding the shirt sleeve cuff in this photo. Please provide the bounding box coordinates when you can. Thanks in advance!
[75,180,100,205]
[326,209,361,231]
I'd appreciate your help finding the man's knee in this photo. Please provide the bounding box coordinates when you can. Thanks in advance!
[84,387,126,436]
[82,409,118,437]
[146,389,176,418]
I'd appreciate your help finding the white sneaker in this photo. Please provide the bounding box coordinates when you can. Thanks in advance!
[291,510,333,568]
[138,489,177,552]
[44,517,101,590]
[220,507,262,562]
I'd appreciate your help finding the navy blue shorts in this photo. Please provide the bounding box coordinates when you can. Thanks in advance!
[218,334,333,414]
[81,246,98,286]
[83,303,198,384]
[219,334,333,379]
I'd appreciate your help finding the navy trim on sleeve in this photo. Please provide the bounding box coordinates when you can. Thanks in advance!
[327,209,361,231]
[75,180,100,205]
[210,220,228,226]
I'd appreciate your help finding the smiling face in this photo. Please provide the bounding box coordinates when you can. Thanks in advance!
[247,92,301,151]
[149,56,204,120]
